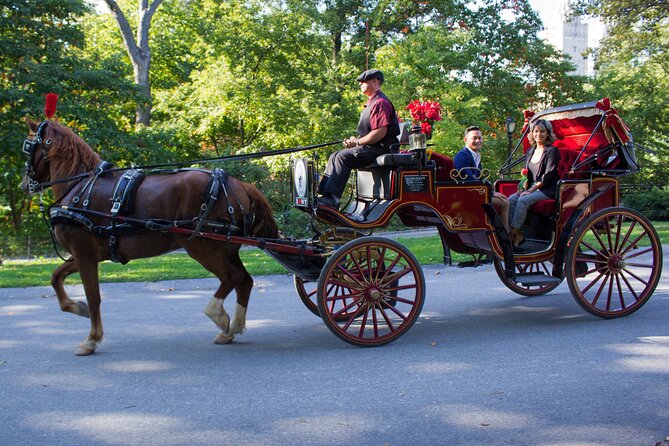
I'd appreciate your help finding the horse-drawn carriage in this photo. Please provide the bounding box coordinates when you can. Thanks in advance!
[21,97,662,355]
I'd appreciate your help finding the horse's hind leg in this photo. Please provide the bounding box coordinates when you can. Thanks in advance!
[228,255,253,337]
[73,259,104,356]
[51,261,90,318]
[188,245,250,344]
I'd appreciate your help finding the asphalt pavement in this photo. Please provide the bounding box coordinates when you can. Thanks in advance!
[1,249,668,446]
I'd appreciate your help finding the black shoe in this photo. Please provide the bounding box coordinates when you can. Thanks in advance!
[317,195,339,209]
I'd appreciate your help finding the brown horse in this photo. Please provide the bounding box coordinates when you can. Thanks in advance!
[20,118,279,355]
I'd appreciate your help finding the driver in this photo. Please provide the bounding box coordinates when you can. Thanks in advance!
[317,69,400,209]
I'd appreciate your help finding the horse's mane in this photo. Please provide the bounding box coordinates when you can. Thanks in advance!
[46,122,101,178]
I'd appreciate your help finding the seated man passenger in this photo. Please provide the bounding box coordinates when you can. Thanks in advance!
[454,126,509,231]
[507,119,560,247]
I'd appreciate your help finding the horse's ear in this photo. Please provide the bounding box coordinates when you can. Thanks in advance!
[25,116,38,133]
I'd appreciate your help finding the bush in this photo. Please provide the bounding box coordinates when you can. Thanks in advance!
[622,188,669,220]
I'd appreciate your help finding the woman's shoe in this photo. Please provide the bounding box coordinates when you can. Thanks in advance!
[509,227,524,247]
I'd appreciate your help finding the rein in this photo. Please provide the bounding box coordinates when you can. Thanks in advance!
[24,130,342,193]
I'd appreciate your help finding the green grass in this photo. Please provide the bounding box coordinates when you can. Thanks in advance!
[1,222,666,288]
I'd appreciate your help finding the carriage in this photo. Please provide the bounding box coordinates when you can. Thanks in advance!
[21,97,662,355]
[271,97,662,346]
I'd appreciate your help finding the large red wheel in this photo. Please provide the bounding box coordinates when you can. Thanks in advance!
[493,258,562,297]
[317,237,425,347]
[566,207,662,318]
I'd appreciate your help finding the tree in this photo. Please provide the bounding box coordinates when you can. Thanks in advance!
[0,0,136,235]
[576,0,669,185]
[101,0,164,127]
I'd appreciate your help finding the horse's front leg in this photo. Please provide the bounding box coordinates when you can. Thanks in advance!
[229,270,253,337]
[51,261,90,318]
[74,259,104,356]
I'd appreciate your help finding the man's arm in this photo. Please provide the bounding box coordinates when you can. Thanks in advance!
[344,126,388,148]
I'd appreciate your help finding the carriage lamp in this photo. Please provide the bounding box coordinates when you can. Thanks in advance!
[505,116,516,158]
[409,125,427,151]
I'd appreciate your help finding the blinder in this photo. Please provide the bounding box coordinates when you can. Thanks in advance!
[22,121,51,183]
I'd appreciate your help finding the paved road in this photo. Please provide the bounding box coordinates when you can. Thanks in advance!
[1,250,668,446]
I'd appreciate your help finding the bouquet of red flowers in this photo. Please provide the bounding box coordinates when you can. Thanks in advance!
[519,168,528,192]
[405,100,443,136]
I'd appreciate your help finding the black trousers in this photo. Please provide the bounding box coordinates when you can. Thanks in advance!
[319,144,390,199]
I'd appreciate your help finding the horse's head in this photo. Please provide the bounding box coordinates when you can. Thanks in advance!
[21,118,53,196]
[20,118,101,196]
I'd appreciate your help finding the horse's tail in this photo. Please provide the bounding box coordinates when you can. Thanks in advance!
[243,183,279,238]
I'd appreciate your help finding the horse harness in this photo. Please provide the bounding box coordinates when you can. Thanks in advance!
[48,166,250,264]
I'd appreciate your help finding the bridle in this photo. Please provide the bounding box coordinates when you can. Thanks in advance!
[22,120,52,194]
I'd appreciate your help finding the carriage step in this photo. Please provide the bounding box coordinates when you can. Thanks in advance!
[514,273,561,286]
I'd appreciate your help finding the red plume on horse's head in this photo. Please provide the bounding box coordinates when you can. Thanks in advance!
[44,93,58,119]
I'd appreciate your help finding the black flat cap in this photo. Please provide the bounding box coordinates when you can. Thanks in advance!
[356,69,384,82]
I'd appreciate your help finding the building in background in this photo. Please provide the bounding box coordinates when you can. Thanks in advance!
[546,0,590,75]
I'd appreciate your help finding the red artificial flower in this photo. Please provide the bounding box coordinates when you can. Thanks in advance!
[420,121,432,135]
[521,168,528,176]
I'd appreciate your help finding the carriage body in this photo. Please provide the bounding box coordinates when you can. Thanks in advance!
[287,98,662,346]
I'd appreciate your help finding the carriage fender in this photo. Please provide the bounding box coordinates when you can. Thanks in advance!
[552,184,613,278]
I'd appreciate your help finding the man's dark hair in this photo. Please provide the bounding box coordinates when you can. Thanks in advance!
[464,126,481,137]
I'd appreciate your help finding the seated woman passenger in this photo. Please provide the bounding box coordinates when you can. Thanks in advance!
[508,119,560,247]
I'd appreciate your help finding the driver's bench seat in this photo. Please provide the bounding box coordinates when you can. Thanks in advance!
[356,152,427,200]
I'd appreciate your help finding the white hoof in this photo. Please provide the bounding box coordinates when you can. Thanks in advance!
[204,298,230,333]
[76,339,97,356]
[229,304,247,335]
[214,332,235,344]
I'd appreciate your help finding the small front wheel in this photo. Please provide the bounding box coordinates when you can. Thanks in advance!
[317,237,425,347]
[566,207,662,318]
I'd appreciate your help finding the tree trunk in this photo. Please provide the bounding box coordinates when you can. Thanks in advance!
[103,0,164,128]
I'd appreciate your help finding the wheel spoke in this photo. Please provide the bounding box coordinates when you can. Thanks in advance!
[579,239,604,257]
[615,273,625,309]
[340,303,366,330]
[382,300,409,321]
[580,267,607,294]
[590,272,610,306]
[591,229,611,257]
[605,215,615,256]
[621,267,649,286]
[622,246,654,260]
[335,263,366,288]
[575,255,607,265]
[606,273,614,311]
[380,266,412,287]
[619,271,640,300]
[613,214,623,252]
[384,283,418,294]
[357,305,369,338]
[616,219,638,256]
[582,264,609,277]
[378,254,402,284]
[619,230,649,257]
[376,302,396,332]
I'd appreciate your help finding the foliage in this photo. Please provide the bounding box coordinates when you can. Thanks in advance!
[0,0,136,236]
[1,0,599,238]
[621,188,669,221]
[575,0,669,185]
